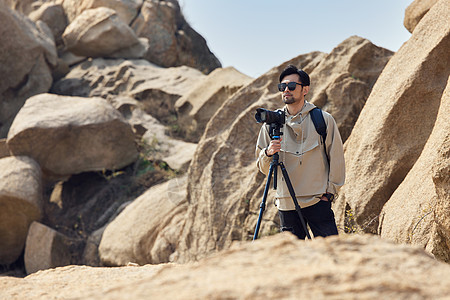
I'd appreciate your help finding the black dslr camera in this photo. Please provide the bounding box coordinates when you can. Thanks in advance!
[254,108,285,125]
[255,108,285,139]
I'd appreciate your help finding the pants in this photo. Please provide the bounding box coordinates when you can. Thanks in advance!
[278,200,338,239]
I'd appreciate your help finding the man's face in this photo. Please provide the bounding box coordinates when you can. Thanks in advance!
[280,74,307,105]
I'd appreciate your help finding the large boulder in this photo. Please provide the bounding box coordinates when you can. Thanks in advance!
[334,0,450,236]
[51,58,205,125]
[0,156,42,265]
[2,0,52,15]
[99,175,188,266]
[3,234,450,299]
[6,93,138,177]
[132,0,221,74]
[28,3,68,49]
[24,222,75,274]
[431,107,450,262]
[0,2,57,138]
[0,139,9,159]
[62,0,143,24]
[112,97,197,171]
[308,36,393,142]
[404,0,439,33]
[175,67,253,142]
[379,77,450,261]
[62,7,148,59]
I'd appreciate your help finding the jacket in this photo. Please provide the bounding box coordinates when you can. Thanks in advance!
[255,101,345,210]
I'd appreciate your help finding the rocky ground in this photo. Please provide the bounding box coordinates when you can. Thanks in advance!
[2,233,450,299]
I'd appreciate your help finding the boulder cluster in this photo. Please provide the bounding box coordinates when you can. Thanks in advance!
[1,0,449,298]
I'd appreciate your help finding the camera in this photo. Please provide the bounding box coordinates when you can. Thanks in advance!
[254,108,285,125]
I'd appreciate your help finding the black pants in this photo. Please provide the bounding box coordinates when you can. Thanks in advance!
[278,200,338,239]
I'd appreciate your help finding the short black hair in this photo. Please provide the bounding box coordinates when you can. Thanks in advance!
[279,64,310,86]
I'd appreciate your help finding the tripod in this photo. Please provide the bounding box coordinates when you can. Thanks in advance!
[253,125,311,241]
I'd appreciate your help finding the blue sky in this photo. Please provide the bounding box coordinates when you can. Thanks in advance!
[179,0,412,78]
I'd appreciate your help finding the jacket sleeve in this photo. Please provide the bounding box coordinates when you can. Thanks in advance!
[324,114,345,195]
[255,124,272,175]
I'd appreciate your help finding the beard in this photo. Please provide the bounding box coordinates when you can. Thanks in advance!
[283,95,296,104]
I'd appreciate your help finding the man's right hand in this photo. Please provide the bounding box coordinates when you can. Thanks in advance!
[265,138,282,156]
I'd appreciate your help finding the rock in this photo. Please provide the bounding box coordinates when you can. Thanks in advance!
[112,99,198,170]
[7,93,138,177]
[3,234,450,299]
[0,138,9,158]
[175,67,253,142]
[99,175,188,266]
[0,156,42,265]
[51,58,205,125]
[62,7,148,59]
[174,51,327,262]
[132,0,221,74]
[62,0,143,24]
[404,0,439,33]
[431,103,450,262]
[28,3,68,49]
[308,36,393,142]
[24,222,77,274]
[2,0,51,15]
[379,77,449,260]
[82,225,106,267]
[334,0,450,235]
[0,2,57,138]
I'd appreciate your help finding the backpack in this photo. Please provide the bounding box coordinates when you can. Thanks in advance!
[309,107,329,164]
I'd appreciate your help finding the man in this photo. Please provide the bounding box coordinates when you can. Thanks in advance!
[255,64,345,239]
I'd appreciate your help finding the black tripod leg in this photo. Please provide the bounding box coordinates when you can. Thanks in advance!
[253,161,276,241]
[279,162,312,239]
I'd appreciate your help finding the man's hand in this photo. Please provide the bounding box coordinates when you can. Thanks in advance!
[265,138,282,156]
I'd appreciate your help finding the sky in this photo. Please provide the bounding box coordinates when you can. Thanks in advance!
[178,0,413,78]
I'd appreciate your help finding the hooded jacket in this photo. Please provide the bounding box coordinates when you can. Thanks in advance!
[255,101,345,210]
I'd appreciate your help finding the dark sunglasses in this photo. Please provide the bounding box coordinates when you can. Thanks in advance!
[277,82,304,92]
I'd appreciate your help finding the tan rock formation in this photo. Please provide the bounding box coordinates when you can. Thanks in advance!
[111,97,197,171]
[2,0,53,15]
[7,93,138,177]
[308,36,393,142]
[379,77,449,259]
[404,0,439,33]
[62,0,143,24]
[0,138,9,159]
[29,3,67,49]
[334,0,449,235]
[0,2,57,138]
[0,156,42,265]
[24,222,73,274]
[3,234,450,299]
[175,67,253,142]
[99,175,188,265]
[431,103,450,262]
[132,0,221,74]
[52,58,205,125]
[62,7,148,59]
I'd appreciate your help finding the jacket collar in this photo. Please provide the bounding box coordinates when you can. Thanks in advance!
[284,101,317,121]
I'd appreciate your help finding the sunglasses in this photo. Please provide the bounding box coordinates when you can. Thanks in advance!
[277,82,304,92]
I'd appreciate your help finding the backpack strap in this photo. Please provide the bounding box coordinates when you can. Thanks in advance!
[309,107,329,165]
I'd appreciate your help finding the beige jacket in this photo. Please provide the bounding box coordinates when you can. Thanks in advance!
[255,101,345,210]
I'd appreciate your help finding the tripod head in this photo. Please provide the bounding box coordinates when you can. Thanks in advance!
[268,122,283,141]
